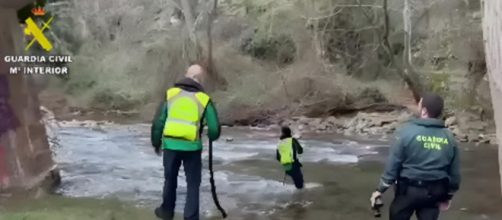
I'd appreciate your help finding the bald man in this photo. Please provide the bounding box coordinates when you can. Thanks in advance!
[151,64,221,220]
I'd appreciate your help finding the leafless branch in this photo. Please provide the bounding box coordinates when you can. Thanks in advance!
[301,9,344,21]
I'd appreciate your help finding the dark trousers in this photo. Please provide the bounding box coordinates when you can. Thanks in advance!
[160,149,202,220]
[286,163,304,189]
[389,180,447,220]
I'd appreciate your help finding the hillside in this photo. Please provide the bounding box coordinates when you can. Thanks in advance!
[37,0,490,128]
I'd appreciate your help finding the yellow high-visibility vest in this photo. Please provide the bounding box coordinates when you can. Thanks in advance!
[162,87,210,141]
[278,137,294,165]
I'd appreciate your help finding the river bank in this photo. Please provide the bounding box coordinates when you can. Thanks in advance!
[0,196,154,220]
[40,97,497,145]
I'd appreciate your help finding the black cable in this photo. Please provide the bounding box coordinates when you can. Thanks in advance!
[208,140,227,218]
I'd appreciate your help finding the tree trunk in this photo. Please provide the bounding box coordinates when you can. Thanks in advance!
[382,0,423,102]
[481,0,502,195]
[203,0,227,90]
[206,0,216,76]
[0,2,59,193]
[180,0,202,61]
[403,0,413,66]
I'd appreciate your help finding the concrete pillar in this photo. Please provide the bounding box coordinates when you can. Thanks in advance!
[481,0,502,194]
[0,0,58,192]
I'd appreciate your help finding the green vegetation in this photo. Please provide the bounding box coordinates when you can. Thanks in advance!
[241,34,297,65]
[0,196,154,220]
[38,0,490,122]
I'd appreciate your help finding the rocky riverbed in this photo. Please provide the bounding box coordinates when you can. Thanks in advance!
[278,110,497,145]
[41,104,497,146]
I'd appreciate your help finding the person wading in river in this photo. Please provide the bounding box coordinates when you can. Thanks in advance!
[276,126,305,189]
[370,93,461,220]
[151,64,221,220]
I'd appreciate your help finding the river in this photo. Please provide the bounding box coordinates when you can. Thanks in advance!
[52,121,502,220]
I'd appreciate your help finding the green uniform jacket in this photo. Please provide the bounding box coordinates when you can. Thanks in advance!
[377,118,461,197]
[150,78,221,151]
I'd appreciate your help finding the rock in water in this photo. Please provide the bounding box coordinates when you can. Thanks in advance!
[467,133,480,143]
[450,125,468,142]
[40,106,60,150]
[445,116,457,127]
[488,134,498,145]
[293,134,302,139]
[325,116,337,125]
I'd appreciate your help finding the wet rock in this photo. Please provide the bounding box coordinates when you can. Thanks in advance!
[485,134,498,144]
[480,138,490,144]
[342,112,398,136]
[467,133,480,143]
[40,106,60,151]
[450,126,468,142]
[396,111,413,123]
[490,137,498,145]
[477,134,490,144]
[271,110,496,143]
[298,124,305,131]
[315,123,328,131]
[467,121,488,131]
[445,116,457,127]
[324,116,337,126]
[295,116,311,125]
[79,120,97,127]
[308,118,324,131]
[343,129,353,136]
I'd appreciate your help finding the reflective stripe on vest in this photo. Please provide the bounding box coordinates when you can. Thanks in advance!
[162,87,210,141]
[278,138,294,165]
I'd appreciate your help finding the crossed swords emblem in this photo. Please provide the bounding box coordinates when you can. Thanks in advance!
[24,16,54,52]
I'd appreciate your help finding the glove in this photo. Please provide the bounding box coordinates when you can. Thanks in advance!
[154,145,161,156]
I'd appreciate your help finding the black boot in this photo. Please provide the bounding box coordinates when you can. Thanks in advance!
[154,207,174,220]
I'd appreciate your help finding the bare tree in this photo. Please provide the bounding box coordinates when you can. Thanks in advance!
[206,0,217,76]
[357,0,424,102]
[175,0,225,88]
[403,0,412,66]
[383,0,423,102]
[179,0,202,61]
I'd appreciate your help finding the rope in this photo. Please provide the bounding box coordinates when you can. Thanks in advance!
[208,140,227,218]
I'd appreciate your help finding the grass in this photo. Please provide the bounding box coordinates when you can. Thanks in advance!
[0,196,155,220]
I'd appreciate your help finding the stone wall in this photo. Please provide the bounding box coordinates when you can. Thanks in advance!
[0,1,58,193]
[481,0,502,194]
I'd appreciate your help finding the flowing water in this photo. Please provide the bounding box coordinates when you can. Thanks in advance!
[53,122,502,220]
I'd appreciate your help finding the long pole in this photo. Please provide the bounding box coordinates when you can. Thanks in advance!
[282,173,287,185]
[208,140,227,218]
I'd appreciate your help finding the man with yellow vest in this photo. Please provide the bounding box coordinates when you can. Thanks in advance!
[151,64,221,220]
[276,126,304,189]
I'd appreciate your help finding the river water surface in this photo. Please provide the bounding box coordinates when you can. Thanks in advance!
[53,122,502,220]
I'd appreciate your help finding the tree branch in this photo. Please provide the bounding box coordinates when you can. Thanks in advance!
[382,0,422,102]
